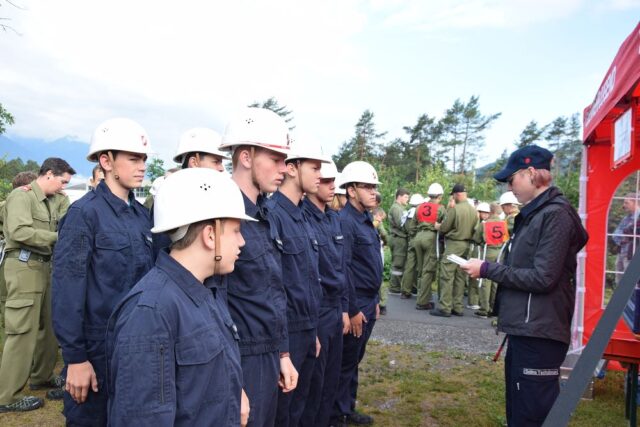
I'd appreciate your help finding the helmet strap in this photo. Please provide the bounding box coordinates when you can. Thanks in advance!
[249,147,261,193]
[296,160,304,193]
[107,151,119,180]
[213,219,222,276]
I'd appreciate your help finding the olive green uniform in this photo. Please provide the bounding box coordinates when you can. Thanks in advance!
[375,219,389,307]
[472,214,505,315]
[0,201,6,335]
[467,239,481,307]
[400,209,420,296]
[388,202,407,292]
[0,181,68,405]
[437,200,478,314]
[416,204,446,307]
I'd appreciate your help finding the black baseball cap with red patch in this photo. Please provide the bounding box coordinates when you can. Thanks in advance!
[493,144,554,182]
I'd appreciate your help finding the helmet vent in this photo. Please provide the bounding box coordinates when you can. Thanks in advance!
[199,183,211,191]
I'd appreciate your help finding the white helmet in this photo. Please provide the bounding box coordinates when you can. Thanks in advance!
[334,172,346,195]
[427,183,444,196]
[339,161,380,188]
[174,127,230,164]
[476,202,490,213]
[149,176,165,196]
[87,118,153,162]
[499,191,521,206]
[286,134,331,164]
[152,168,255,241]
[409,194,424,206]
[219,107,291,155]
[320,160,338,179]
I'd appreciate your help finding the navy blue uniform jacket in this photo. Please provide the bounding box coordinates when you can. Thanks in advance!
[107,251,242,426]
[52,181,154,364]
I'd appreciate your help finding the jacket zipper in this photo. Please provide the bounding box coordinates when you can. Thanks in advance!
[525,293,532,323]
[159,344,165,404]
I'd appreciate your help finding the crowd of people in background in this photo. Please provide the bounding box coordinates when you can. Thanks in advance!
[382,183,520,321]
[0,108,587,427]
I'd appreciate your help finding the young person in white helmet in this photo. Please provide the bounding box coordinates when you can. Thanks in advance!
[415,183,446,310]
[149,128,230,258]
[331,161,383,427]
[107,168,251,426]
[267,137,328,427]
[173,127,230,172]
[52,118,155,426]
[216,107,298,427]
[299,160,349,427]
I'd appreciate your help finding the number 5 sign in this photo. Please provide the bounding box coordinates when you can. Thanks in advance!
[484,221,508,245]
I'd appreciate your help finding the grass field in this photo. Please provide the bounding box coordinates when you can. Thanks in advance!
[0,332,632,426]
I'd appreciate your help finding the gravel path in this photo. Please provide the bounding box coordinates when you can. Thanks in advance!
[370,293,505,355]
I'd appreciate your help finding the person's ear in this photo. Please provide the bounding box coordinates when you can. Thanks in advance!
[202,224,216,250]
[99,154,113,172]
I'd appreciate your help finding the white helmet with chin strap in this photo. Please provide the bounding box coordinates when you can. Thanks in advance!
[174,127,230,164]
[219,107,291,155]
[152,168,256,274]
[409,194,424,206]
[320,160,338,179]
[339,161,380,188]
[427,183,444,196]
[476,202,490,213]
[87,118,153,162]
[499,191,521,206]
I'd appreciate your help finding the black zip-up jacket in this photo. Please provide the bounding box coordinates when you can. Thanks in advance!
[484,187,588,344]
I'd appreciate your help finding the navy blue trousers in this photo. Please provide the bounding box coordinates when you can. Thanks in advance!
[243,351,280,427]
[332,297,377,419]
[62,342,107,427]
[300,305,343,427]
[276,329,317,427]
[505,335,568,427]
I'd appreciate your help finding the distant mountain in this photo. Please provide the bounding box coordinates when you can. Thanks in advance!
[0,135,93,176]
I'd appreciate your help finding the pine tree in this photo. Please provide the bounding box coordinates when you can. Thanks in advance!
[249,97,295,130]
[517,120,547,148]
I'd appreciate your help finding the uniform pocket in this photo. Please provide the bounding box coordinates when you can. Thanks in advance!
[516,368,560,423]
[175,328,229,415]
[116,338,172,415]
[95,232,130,251]
[281,236,305,255]
[4,298,35,334]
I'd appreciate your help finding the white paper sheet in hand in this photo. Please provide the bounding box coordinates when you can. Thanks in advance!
[447,254,468,266]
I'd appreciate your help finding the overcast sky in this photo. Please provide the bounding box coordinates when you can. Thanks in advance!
[1,0,639,169]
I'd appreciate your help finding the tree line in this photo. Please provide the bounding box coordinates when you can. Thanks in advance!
[0,97,583,210]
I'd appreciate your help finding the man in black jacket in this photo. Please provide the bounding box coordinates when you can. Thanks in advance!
[462,145,588,427]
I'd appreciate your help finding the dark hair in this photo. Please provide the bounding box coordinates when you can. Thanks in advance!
[395,188,410,198]
[375,192,382,204]
[92,165,102,181]
[39,157,76,177]
[12,171,37,188]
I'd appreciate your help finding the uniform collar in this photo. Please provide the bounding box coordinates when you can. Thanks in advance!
[302,197,325,221]
[273,190,303,221]
[155,250,211,306]
[30,180,47,202]
[344,201,373,224]
[95,180,139,217]
[242,191,259,218]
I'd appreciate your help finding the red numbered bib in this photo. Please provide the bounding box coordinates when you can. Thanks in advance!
[484,221,508,245]
[416,202,439,223]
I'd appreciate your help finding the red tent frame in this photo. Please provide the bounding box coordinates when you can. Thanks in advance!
[581,22,640,359]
